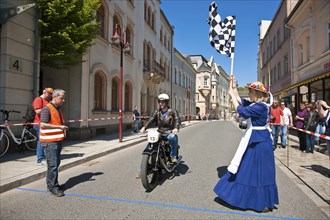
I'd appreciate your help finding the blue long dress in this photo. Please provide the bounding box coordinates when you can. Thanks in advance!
[214,99,279,212]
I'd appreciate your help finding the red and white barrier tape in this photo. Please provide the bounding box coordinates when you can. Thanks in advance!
[1,115,192,127]
[289,126,330,140]
[268,123,330,141]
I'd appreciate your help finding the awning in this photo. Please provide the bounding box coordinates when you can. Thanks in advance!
[273,71,330,96]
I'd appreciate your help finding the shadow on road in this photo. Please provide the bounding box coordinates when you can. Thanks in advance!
[301,164,330,178]
[63,172,103,191]
[61,153,85,160]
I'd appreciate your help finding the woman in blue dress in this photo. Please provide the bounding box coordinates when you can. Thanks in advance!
[214,77,279,212]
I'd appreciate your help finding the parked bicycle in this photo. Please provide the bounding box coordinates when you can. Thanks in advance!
[0,110,37,157]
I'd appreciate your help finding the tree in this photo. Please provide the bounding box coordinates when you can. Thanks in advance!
[37,0,100,69]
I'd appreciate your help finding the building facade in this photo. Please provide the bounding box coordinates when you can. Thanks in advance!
[0,1,38,134]
[190,55,230,119]
[285,0,330,110]
[258,0,329,114]
[173,49,197,121]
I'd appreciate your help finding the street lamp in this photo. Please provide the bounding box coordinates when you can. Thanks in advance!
[111,24,131,142]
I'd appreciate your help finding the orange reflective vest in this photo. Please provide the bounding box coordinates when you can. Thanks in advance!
[39,103,65,143]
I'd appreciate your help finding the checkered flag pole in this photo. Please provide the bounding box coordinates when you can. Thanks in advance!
[207,1,236,75]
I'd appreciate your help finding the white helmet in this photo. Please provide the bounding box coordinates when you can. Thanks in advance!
[158,93,170,102]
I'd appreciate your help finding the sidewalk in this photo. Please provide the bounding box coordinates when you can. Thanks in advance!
[0,120,329,216]
[275,134,330,216]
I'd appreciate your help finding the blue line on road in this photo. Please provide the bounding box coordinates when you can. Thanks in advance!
[17,187,303,220]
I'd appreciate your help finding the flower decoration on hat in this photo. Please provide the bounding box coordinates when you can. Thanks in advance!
[246,82,269,93]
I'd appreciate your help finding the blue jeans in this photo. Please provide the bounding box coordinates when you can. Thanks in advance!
[271,125,281,147]
[280,125,288,146]
[33,125,45,163]
[134,120,140,133]
[314,124,324,141]
[305,133,314,152]
[166,133,178,158]
[43,142,62,190]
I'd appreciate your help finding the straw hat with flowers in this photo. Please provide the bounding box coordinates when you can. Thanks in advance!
[246,82,269,94]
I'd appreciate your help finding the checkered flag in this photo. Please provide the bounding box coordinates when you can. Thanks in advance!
[208,1,236,58]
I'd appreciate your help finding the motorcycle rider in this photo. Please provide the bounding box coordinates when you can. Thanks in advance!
[140,93,180,163]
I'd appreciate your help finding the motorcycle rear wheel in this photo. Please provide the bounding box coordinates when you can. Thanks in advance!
[141,153,158,191]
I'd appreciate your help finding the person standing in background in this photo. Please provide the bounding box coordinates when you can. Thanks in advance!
[314,103,325,146]
[295,102,307,152]
[32,88,53,166]
[270,100,284,150]
[280,102,293,148]
[40,89,68,197]
[132,105,140,133]
[303,103,318,153]
[316,100,330,155]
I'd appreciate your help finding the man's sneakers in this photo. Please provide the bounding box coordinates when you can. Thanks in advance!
[49,188,64,197]
[37,160,47,166]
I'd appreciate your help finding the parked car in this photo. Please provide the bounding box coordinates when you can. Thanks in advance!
[239,117,247,129]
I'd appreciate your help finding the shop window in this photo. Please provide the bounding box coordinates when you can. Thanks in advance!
[310,80,323,102]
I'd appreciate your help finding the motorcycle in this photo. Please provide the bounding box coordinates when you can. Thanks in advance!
[140,129,182,191]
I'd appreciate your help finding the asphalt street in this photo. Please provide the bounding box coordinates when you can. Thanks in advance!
[0,120,329,219]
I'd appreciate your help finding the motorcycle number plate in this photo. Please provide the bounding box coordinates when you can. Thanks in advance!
[147,130,159,143]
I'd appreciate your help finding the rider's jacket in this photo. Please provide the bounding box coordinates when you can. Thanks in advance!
[144,108,180,133]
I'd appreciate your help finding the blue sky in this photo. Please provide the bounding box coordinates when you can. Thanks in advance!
[161,0,281,87]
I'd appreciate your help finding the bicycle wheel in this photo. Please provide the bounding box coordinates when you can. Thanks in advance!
[24,128,37,151]
[0,131,10,157]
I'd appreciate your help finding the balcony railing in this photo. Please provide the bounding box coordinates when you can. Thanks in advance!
[143,59,165,83]
[143,59,165,76]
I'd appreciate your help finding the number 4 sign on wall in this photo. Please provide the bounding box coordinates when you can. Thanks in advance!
[9,56,23,72]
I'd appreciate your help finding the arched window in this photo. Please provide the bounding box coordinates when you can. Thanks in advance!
[179,71,182,86]
[174,68,177,84]
[94,72,106,110]
[111,77,119,111]
[96,4,105,38]
[124,81,133,111]
[113,15,122,39]
[144,1,147,20]
[147,6,151,24]
[126,26,132,56]
[160,28,163,43]
[152,12,155,30]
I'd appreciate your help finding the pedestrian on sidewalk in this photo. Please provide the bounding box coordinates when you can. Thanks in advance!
[270,100,284,150]
[314,103,325,146]
[303,103,318,153]
[316,100,330,154]
[32,88,53,166]
[214,77,278,213]
[280,101,293,148]
[40,89,68,197]
[132,105,140,133]
[295,102,307,152]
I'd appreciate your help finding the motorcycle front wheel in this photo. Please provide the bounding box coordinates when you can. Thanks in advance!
[141,152,158,191]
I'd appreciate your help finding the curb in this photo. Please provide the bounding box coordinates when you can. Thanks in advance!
[0,137,146,194]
